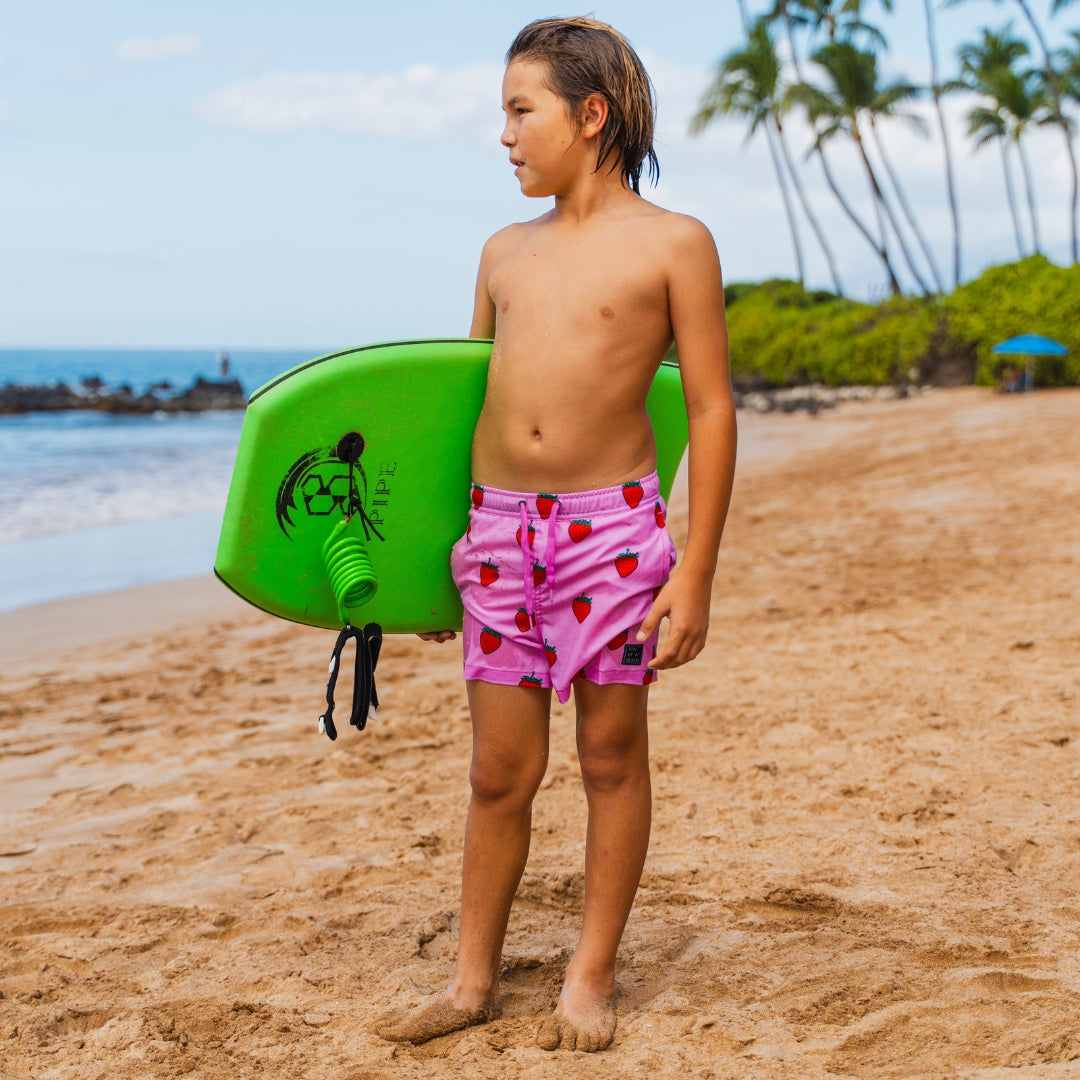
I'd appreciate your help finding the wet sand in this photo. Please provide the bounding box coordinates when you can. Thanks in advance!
[2,387,1079,1078]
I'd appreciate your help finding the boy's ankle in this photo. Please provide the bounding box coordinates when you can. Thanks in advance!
[447,976,497,1012]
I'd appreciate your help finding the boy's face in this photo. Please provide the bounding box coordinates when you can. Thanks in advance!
[500,60,586,198]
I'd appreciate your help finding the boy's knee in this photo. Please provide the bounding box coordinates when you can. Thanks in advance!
[469,751,546,807]
[577,743,644,795]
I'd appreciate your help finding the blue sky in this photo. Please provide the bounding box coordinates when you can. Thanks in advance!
[1,1,1075,348]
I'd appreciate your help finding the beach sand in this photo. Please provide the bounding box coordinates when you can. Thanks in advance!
[2,387,1079,1079]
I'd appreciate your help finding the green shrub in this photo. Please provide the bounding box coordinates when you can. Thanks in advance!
[720,256,1079,387]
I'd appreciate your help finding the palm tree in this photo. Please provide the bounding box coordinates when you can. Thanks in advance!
[952,27,1050,255]
[788,40,934,295]
[778,0,893,46]
[948,0,1079,261]
[691,19,806,285]
[923,0,962,287]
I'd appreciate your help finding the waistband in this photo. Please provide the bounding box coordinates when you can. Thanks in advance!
[469,471,661,516]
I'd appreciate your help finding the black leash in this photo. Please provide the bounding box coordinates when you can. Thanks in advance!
[318,621,382,740]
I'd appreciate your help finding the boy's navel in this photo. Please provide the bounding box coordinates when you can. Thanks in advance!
[599,307,614,319]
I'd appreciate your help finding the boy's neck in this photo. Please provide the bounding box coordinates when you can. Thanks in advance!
[549,169,639,223]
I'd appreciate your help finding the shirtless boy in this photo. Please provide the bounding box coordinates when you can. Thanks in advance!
[378,16,736,1052]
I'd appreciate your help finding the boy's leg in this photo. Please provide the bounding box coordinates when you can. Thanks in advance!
[538,681,651,1053]
[378,680,551,1044]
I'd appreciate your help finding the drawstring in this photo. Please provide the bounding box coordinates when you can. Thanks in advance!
[518,500,533,619]
[518,495,560,618]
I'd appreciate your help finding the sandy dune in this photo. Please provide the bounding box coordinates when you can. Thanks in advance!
[2,387,1079,1079]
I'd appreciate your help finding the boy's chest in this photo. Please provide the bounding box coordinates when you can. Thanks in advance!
[489,242,666,321]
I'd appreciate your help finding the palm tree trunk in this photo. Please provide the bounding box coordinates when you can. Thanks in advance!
[764,117,807,284]
[1000,140,1026,258]
[1014,0,1079,262]
[853,123,933,296]
[775,0,848,294]
[869,120,946,293]
[774,116,845,294]
[815,142,903,295]
[923,0,962,287]
[1015,135,1043,254]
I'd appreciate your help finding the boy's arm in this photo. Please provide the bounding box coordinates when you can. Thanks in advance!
[469,236,498,338]
[638,216,736,670]
[418,238,498,645]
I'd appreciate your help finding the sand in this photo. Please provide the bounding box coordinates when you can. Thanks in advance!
[2,386,1079,1079]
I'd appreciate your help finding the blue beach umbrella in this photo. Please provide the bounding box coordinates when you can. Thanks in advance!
[991,334,1069,391]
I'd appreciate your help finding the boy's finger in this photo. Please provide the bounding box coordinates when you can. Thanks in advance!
[636,599,667,643]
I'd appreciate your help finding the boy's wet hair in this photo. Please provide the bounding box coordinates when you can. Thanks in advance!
[506,16,659,194]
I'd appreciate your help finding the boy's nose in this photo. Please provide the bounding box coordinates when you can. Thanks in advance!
[500,121,514,148]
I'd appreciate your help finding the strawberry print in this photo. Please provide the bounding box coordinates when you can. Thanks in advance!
[480,560,499,586]
[519,672,543,688]
[614,550,639,578]
[466,523,472,541]
[568,519,592,543]
[472,484,484,509]
[532,562,546,587]
[536,493,557,519]
[654,501,665,528]
[516,522,536,547]
[622,481,643,509]
[607,630,629,651]
[544,640,557,666]
[572,595,593,623]
[643,668,655,686]
[479,627,502,655]
[515,607,533,633]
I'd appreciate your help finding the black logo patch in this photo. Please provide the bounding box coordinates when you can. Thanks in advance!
[621,643,644,666]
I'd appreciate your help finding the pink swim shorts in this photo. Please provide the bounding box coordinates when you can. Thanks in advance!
[450,472,677,703]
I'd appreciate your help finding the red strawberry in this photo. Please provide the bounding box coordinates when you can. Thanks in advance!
[516,522,536,547]
[466,523,472,541]
[480,560,499,586]
[519,672,543,688]
[472,485,484,509]
[568,519,592,543]
[479,627,502,654]
[572,595,593,623]
[654,501,665,528]
[536,493,557,519]
[532,562,546,587]
[622,481,643,509]
[643,668,655,686]
[607,630,629,651]
[614,550,639,578]
[515,607,532,633]
[544,640,557,666]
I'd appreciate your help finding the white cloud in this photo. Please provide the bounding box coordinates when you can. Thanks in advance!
[115,33,202,64]
[197,62,504,141]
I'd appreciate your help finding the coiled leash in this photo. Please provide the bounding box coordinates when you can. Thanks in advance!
[316,430,383,741]
[318,621,382,740]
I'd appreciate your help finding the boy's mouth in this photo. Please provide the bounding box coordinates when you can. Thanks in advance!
[510,157,524,168]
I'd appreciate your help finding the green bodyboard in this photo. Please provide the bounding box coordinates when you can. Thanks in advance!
[215,338,688,633]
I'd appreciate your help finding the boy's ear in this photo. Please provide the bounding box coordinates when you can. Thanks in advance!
[581,93,609,138]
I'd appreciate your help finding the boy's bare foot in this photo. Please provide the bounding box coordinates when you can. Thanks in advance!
[536,984,616,1053]
[376,992,498,1045]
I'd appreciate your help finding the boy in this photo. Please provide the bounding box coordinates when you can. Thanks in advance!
[378,16,735,1052]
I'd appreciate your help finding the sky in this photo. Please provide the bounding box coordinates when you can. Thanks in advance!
[0,0,1076,348]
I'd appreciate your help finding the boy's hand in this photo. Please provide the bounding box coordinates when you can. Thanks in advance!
[417,630,457,643]
[636,573,710,670]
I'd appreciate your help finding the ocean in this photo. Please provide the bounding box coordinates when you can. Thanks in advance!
[0,348,319,613]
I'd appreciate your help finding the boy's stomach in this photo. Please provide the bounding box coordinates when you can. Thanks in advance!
[470,403,657,494]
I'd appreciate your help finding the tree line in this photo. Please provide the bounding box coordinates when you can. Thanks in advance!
[692,0,1080,297]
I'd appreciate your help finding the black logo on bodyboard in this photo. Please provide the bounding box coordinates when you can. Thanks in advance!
[275,443,385,542]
